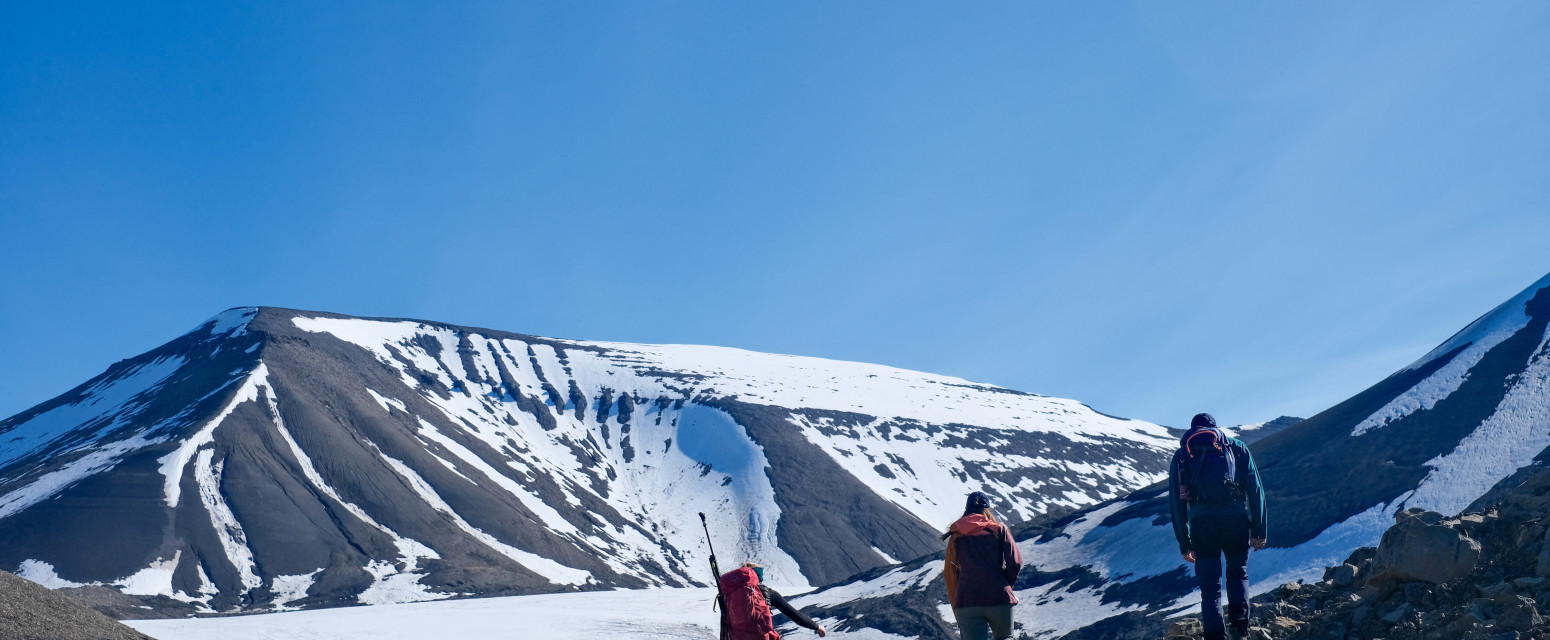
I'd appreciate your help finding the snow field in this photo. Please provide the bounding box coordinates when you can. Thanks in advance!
[126,588,726,640]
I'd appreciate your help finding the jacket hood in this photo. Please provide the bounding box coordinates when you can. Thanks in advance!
[951,513,998,536]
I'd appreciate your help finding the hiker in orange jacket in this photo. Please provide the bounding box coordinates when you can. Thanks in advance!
[943,492,1022,640]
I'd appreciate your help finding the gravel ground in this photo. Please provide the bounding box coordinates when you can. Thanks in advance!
[0,570,155,640]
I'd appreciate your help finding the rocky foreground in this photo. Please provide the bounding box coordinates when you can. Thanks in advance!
[0,570,154,640]
[1163,466,1550,640]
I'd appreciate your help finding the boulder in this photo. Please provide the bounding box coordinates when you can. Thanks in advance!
[1330,563,1359,587]
[1512,575,1545,590]
[1266,615,1304,633]
[1166,618,1203,637]
[1496,596,1543,632]
[1536,526,1550,576]
[1366,508,1482,591]
[1479,581,1514,598]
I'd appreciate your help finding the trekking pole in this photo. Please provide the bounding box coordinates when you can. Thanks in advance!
[700,512,730,639]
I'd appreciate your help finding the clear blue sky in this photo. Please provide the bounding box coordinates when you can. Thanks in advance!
[3,2,1548,428]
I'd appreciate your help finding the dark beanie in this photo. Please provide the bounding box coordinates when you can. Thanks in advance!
[964,491,991,515]
[1191,413,1217,429]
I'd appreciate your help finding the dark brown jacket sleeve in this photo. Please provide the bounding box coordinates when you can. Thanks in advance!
[764,586,821,632]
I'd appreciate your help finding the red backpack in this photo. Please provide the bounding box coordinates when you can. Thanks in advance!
[718,567,780,640]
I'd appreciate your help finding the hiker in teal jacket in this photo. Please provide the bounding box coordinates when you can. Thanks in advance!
[1168,413,1266,640]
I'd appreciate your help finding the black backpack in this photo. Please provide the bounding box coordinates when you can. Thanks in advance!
[1179,428,1241,504]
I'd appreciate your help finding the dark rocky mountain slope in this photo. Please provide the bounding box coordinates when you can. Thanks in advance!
[0,307,1175,614]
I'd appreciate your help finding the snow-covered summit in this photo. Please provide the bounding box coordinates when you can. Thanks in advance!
[0,307,1175,615]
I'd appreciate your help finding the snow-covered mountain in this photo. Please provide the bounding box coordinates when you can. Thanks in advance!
[793,271,1550,640]
[0,308,1175,614]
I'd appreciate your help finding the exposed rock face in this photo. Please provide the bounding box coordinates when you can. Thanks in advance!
[1366,508,1482,592]
[0,570,153,640]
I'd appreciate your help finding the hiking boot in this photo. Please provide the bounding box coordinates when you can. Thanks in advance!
[1226,625,1248,640]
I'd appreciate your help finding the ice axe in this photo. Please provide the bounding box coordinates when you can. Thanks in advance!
[700,512,731,638]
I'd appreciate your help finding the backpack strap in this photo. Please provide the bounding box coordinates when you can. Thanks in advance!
[1224,436,1238,485]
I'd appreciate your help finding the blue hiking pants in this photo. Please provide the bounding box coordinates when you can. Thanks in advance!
[1191,512,1250,639]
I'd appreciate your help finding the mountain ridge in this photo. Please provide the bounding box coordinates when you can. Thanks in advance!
[0,306,1176,616]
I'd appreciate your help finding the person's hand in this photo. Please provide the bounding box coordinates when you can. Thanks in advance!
[817,626,828,637]
[1250,538,1268,550]
[1182,550,1196,563]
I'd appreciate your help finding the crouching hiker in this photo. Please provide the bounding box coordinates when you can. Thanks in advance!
[1169,413,1268,640]
[719,562,827,639]
[943,492,1022,640]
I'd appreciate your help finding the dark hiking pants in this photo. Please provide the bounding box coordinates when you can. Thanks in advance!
[952,604,1014,640]
[1191,512,1250,639]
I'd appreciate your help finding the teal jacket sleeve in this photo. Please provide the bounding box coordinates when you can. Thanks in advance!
[1235,438,1267,540]
[1167,451,1191,554]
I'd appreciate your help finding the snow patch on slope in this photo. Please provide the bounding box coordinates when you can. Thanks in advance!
[0,429,166,520]
[377,453,593,586]
[270,570,321,610]
[366,388,407,414]
[206,308,258,338]
[0,354,186,468]
[115,551,182,596]
[158,363,269,507]
[1353,273,1549,436]
[574,340,1170,444]
[358,560,451,606]
[414,419,579,536]
[196,449,262,591]
[15,560,86,589]
[1404,322,1550,513]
